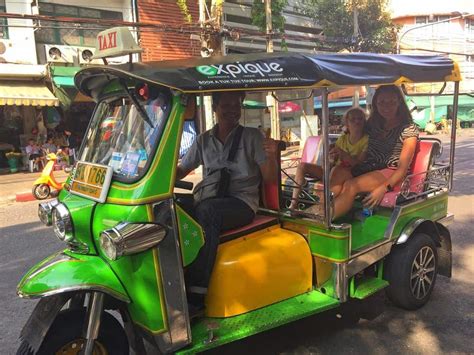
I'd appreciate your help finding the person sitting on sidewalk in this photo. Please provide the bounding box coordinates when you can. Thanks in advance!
[176,91,278,318]
[42,137,58,154]
[25,139,44,172]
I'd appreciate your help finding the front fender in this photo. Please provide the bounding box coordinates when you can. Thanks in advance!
[396,218,452,277]
[17,251,130,302]
[33,176,51,185]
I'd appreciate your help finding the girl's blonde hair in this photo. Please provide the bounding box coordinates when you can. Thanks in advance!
[343,107,367,134]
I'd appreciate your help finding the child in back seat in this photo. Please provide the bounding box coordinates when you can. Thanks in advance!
[289,107,368,210]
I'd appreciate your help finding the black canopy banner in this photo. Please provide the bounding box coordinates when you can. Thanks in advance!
[75,53,461,98]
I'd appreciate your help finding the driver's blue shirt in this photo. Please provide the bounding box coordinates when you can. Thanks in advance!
[179,124,267,213]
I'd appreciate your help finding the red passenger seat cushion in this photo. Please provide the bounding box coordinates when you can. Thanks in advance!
[263,181,279,210]
[219,214,279,243]
[301,136,322,164]
[380,141,434,207]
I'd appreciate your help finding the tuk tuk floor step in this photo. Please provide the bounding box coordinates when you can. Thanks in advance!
[351,277,389,300]
[177,290,339,354]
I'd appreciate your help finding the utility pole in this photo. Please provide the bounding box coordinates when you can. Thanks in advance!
[210,0,224,56]
[198,0,225,131]
[265,0,273,53]
[265,0,280,139]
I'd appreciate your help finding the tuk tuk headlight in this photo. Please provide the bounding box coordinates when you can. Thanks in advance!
[38,199,59,226]
[100,222,166,261]
[52,203,74,242]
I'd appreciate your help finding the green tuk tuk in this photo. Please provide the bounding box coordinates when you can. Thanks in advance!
[17,52,460,354]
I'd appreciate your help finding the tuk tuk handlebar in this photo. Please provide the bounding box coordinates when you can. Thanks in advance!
[175,180,194,190]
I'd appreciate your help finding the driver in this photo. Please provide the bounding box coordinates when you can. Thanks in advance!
[176,91,278,318]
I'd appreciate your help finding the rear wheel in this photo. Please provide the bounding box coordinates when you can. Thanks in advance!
[32,184,50,200]
[385,233,438,310]
[30,308,129,355]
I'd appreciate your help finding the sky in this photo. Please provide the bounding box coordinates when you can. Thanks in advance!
[388,0,474,18]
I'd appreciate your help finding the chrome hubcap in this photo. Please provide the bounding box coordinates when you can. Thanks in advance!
[36,185,50,198]
[411,246,436,299]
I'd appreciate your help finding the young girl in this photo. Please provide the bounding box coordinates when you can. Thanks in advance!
[290,107,368,210]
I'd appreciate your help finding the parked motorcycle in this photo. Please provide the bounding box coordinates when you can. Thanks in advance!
[32,153,65,200]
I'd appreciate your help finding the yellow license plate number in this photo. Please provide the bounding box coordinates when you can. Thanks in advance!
[70,162,112,202]
[73,163,107,187]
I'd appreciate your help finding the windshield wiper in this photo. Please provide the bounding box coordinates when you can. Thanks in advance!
[119,80,155,128]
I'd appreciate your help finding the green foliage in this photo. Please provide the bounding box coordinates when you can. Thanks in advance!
[176,0,192,23]
[251,0,288,34]
[251,0,288,50]
[301,0,397,53]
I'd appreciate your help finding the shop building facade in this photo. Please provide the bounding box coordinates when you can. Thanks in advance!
[0,0,136,170]
[390,0,474,127]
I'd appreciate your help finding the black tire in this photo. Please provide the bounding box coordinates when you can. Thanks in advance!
[384,232,438,310]
[32,184,50,200]
[32,308,129,355]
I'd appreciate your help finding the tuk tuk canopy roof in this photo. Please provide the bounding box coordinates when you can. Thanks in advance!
[75,52,461,98]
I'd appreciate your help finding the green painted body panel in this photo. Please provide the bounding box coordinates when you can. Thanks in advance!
[92,203,168,334]
[105,97,185,205]
[59,192,97,254]
[308,226,350,262]
[177,290,340,354]
[176,205,205,266]
[17,251,129,301]
[350,214,389,251]
[349,277,389,299]
[391,193,449,239]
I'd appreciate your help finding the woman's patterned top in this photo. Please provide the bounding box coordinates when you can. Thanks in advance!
[366,122,419,168]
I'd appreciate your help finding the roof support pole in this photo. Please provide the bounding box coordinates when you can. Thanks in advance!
[265,0,280,140]
[321,88,332,228]
[448,81,459,191]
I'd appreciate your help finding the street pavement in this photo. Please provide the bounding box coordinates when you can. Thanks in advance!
[0,130,472,354]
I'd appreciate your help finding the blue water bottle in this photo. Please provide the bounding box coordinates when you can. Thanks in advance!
[362,207,373,218]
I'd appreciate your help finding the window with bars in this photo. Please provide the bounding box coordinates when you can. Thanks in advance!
[0,0,8,39]
[467,18,474,33]
[35,2,123,46]
[413,15,454,39]
[415,15,451,24]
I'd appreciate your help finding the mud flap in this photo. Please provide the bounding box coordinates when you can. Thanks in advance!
[436,223,452,277]
[18,293,70,354]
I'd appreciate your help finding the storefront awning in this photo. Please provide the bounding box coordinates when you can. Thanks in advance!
[406,94,474,108]
[314,98,367,109]
[0,81,59,106]
[53,76,75,87]
[49,65,93,108]
[51,66,80,88]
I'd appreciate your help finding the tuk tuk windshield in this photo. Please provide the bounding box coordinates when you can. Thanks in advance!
[79,93,170,180]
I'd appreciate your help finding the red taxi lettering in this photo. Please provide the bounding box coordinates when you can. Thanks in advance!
[98,32,118,50]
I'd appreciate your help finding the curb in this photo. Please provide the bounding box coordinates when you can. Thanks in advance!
[16,191,36,203]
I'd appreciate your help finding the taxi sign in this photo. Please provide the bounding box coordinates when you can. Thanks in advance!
[70,161,113,203]
[92,27,142,59]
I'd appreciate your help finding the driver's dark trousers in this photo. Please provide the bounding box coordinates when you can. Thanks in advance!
[186,196,254,306]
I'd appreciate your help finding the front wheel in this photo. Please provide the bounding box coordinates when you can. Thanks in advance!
[32,184,50,200]
[18,308,129,355]
[384,233,438,310]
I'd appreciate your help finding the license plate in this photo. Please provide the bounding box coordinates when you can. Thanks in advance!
[70,161,113,203]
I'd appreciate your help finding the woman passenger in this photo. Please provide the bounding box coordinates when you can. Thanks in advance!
[289,107,368,210]
[332,85,419,220]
